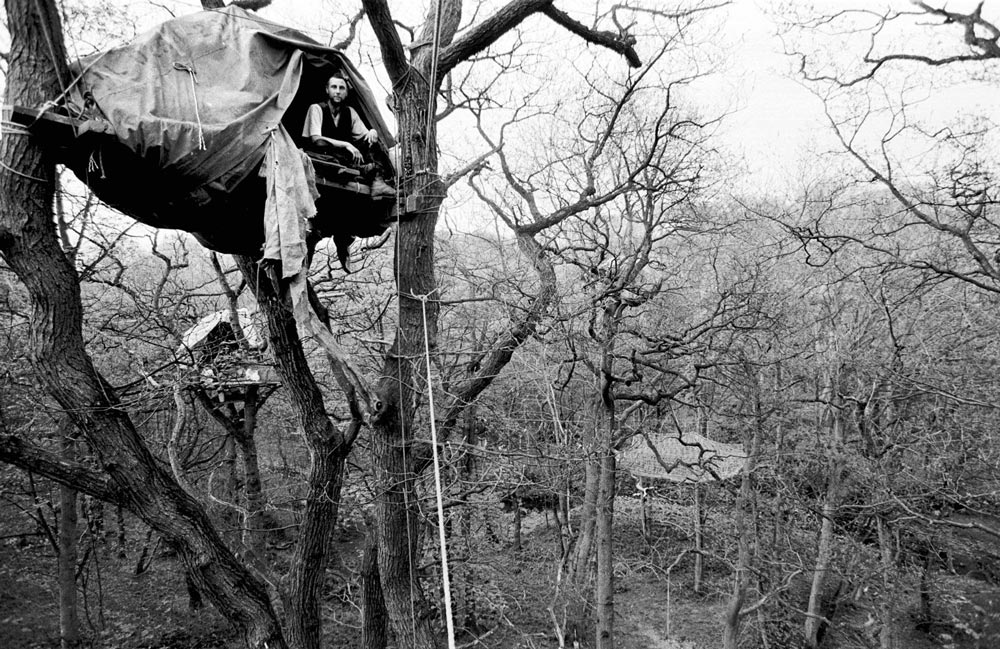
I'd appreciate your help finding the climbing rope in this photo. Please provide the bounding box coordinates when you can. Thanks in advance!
[420,293,456,649]
[424,0,445,161]
[31,0,68,97]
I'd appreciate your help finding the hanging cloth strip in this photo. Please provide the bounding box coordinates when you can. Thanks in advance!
[259,125,373,412]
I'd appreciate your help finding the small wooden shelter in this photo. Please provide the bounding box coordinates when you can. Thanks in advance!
[618,427,747,590]
[177,308,279,407]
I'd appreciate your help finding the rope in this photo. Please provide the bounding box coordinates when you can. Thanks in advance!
[31,0,68,97]
[0,120,33,137]
[419,294,456,649]
[386,85,422,644]
[0,160,50,183]
[173,62,207,150]
[424,0,445,161]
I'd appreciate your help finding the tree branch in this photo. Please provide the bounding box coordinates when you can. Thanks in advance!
[201,0,273,10]
[331,9,366,51]
[362,0,411,86]
[438,0,554,76]
[0,435,123,505]
[542,5,641,68]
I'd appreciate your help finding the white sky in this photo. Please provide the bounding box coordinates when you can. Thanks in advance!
[4,0,996,198]
[693,0,830,192]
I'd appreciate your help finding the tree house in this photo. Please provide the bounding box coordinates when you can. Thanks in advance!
[177,308,279,417]
[7,7,403,266]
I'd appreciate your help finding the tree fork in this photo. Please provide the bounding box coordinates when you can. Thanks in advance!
[0,2,285,647]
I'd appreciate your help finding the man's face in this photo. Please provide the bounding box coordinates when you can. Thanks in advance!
[326,77,348,104]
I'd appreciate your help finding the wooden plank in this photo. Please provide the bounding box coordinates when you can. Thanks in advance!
[308,154,360,179]
[315,175,372,196]
[8,104,112,136]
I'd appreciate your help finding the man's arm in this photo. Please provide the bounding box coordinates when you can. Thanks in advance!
[304,103,364,163]
[348,107,378,145]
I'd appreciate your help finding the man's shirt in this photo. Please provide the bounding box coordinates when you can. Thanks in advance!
[302,102,369,142]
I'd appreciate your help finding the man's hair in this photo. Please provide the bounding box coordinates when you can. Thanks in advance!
[327,71,350,87]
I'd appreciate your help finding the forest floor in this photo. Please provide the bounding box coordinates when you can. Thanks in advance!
[1,496,996,648]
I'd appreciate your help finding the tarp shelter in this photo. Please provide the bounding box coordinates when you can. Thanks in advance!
[179,308,266,356]
[50,6,396,260]
[618,430,747,483]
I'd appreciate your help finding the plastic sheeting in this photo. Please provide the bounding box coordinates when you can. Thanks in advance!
[71,6,393,198]
[58,6,394,255]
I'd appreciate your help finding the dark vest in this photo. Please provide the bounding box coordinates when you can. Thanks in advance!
[321,102,355,142]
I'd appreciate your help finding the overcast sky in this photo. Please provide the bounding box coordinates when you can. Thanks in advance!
[5,0,996,199]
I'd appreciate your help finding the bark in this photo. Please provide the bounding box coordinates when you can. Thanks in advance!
[363,1,450,645]
[58,433,80,649]
[693,484,703,594]
[594,316,618,649]
[191,388,267,554]
[458,393,479,630]
[594,449,616,649]
[361,535,388,649]
[570,445,599,582]
[0,3,285,647]
[804,393,844,649]
[804,497,837,648]
[236,256,357,649]
[876,515,899,649]
[722,366,764,649]
[235,385,266,557]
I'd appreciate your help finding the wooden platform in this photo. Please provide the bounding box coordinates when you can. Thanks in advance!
[7,104,113,136]
[8,103,413,232]
[8,104,395,198]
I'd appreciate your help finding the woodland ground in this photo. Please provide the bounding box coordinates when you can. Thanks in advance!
[0,493,996,649]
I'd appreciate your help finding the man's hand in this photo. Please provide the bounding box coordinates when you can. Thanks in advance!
[344,142,363,163]
[363,128,378,145]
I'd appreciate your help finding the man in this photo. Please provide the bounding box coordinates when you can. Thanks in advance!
[303,72,381,175]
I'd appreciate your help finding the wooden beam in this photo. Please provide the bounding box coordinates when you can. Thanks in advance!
[8,104,112,136]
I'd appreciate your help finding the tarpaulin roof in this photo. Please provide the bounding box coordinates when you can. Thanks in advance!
[74,6,393,193]
[60,6,394,254]
[179,308,266,354]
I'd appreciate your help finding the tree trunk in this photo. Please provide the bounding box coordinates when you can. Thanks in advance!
[594,449,616,649]
[236,256,354,649]
[722,365,764,649]
[693,483,703,594]
[458,396,478,630]
[876,515,899,649]
[0,3,285,647]
[570,432,600,582]
[361,534,388,649]
[234,385,266,557]
[804,497,836,648]
[803,368,844,649]
[366,12,444,645]
[58,433,80,649]
[595,315,618,649]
